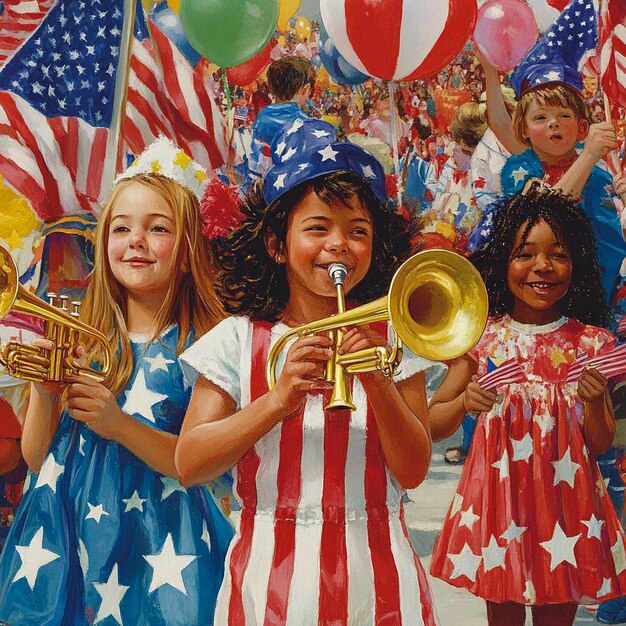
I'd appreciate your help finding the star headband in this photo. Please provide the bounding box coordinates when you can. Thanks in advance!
[114,137,209,201]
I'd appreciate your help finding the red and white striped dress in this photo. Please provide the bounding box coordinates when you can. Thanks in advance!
[182,316,436,626]
[430,316,626,605]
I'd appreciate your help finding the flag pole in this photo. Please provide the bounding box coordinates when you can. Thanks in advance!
[599,0,622,174]
[103,0,138,190]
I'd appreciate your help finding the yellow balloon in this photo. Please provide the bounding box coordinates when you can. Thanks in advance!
[167,0,180,14]
[277,0,301,31]
[295,15,311,41]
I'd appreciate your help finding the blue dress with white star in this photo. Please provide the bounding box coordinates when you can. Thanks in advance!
[0,325,234,626]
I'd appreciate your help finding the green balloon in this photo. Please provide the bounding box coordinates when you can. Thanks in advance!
[180,0,279,68]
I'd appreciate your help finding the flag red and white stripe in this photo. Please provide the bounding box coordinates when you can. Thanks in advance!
[566,343,626,382]
[0,0,54,66]
[124,21,227,175]
[476,358,526,391]
[598,0,626,110]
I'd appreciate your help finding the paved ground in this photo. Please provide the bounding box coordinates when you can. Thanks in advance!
[405,432,613,625]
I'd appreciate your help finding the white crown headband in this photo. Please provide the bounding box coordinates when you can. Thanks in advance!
[114,137,208,201]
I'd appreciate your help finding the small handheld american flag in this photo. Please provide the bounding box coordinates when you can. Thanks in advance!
[476,358,526,391]
[566,343,626,382]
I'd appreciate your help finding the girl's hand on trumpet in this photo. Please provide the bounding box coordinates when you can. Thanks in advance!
[339,324,389,385]
[65,374,124,440]
[31,337,87,395]
[270,333,334,416]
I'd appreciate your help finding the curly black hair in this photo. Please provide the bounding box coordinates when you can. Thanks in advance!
[212,171,418,322]
[470,181,609,327]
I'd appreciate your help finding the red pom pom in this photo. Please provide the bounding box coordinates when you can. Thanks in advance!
[385,173,398,200]
[199,178,244,240]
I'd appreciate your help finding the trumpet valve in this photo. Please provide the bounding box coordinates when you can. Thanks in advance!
[70,300,81,318]
[58,294,70,312]
[46,292,58,306]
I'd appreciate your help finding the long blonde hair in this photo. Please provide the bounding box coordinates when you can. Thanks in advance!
[81,174,224,397]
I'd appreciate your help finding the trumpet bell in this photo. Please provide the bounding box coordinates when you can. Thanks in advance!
[389,249,488,361]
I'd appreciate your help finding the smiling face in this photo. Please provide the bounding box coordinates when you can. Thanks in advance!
[507,218,572,324]
[107,181,178,300]
[276,189,373,318]
[522,99,588,165]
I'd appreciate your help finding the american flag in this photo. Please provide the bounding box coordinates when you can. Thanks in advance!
[0,0,226,222]
[0,0,55,66]
[565,343,626,382]
[476,358,526,391]
[598,0,626,110]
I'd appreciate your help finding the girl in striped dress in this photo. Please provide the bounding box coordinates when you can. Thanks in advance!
[176,119,437,625]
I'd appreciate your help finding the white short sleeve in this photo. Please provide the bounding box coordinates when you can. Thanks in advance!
[180,317,248,408]
[388,321,436,382]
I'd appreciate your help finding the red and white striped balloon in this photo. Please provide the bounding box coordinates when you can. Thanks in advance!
[320,0,478,81]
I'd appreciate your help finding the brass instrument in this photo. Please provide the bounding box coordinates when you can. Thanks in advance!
[266,249,489,411]
[0,245,111,383]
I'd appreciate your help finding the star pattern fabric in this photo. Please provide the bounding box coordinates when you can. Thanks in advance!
[0,326,234,626]
[431,316,626,604]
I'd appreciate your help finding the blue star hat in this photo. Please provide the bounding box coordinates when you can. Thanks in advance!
[263,117,387,206]
[510,0,598,98]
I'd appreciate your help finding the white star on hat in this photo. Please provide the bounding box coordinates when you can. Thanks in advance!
[275,141,287,157]
[319,145,339,162]
[539,522,580,571]
[543,70,562,81]
[281,146,297,162]
[274,173,287,190]
[311,129,331,138]
[361,164,376,179]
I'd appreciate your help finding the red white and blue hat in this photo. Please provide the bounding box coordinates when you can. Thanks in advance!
[510,0,598,98]
[263,118,387,205]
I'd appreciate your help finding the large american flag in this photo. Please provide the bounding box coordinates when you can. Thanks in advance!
[0,0,226,221]
[598,0,626,110]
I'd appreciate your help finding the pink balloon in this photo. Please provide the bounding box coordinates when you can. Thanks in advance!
[474,0,538,71]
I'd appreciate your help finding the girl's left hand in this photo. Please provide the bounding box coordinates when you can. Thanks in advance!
[577,367,608,404]
[339,325,389,383]
[66,375,124,440]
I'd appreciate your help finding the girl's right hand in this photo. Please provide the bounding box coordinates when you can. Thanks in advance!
[31,338,86,396]
[463,378,498,415]
[270,334,334,416]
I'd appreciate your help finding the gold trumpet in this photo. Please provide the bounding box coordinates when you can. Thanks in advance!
[0,245,111,383]
[266,249,489,411]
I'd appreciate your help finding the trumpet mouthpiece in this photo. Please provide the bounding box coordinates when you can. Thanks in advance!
[327,263,348,286]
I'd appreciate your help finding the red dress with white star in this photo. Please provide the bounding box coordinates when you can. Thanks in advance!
[430,315,626,605]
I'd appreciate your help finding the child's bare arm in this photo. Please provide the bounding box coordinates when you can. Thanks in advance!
[579,367,615,455]
[478,53,525,155]
[555,122,619,199]
[428,355,497,441]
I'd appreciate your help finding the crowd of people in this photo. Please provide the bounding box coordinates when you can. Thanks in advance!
[0,9,626,626]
